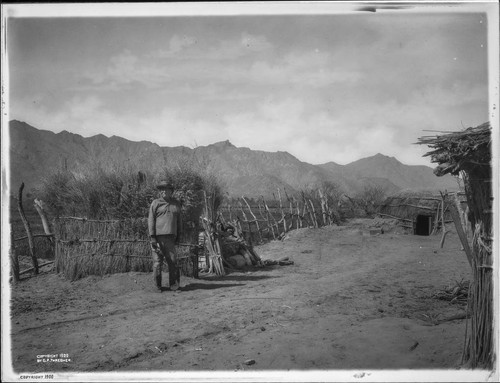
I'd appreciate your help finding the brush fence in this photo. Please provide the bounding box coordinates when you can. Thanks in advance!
[54,217,197,281]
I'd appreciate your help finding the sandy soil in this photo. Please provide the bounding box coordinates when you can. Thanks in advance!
[8,218,472,377]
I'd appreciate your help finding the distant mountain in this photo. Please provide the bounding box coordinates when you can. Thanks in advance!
[342,153,459,191]
[7,120,458,199]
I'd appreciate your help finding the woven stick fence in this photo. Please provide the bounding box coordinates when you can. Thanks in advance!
[54,217,198,281]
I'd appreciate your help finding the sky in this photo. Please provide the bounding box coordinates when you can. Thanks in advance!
[4,3,496,166]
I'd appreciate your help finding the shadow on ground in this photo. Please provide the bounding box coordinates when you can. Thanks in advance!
[181,282,245,291]
[200,274,276,282]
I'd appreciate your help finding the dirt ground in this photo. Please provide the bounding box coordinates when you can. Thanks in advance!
[7,218,475,379]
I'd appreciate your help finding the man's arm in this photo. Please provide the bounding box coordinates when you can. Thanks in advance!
[148,200,157,243]
[176,202,182,244]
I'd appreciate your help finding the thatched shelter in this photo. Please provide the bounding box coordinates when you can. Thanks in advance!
[418,122,494,369]
[379,190,453,235]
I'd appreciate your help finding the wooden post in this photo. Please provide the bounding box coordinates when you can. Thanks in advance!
[318,189,328,226]
[449,203,473,268]
[238,200,249,221]
[284,189,295,230]
[33,199,53,237]
[257,201,269,240]
[262,196,277,240]
[34,199,55,259]
[10,231,20,283]
[302,199,309,227]
[439,191,449,248]
[277,188,287,234]
[242,196,263,243]
[236,217,244,239]
[294,198,301,228]
[309,199,319,228]
[454,192,471,247]
[302,193,315,228]
[431,201,441,235]
[18,183,38,275]
[247,221,253,246]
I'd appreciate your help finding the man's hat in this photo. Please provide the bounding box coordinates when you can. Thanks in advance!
[156,180,174,190]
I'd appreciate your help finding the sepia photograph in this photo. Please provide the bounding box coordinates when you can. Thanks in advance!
[1,2,498,382]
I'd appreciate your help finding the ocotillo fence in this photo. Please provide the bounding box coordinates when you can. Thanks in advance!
[219,189,342,245]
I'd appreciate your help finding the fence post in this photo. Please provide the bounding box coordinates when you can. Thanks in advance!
[262,196,277,240]
[10,231,20,283]
[318,189,329,226]
[309,199,319,228]
[295,198,302,228]
[18,183,38,275]
[242,196,263,243]
[34,199,53,238]
[302,199,309,227]
[277,188,287,234]
[439,191,450,248]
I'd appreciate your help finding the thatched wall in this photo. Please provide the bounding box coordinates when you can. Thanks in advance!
[379,190,445,221]
[54,217,198,281]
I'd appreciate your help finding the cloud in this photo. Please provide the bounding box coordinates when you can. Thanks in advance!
[11,95,131,138]
[156,32,272,60]
[168,34,197,53]
[135,108,229,147]
[411,82,487,108]
[240,32,273,52]
[96,43,361,94]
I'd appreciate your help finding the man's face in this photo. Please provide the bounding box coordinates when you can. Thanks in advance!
[160,188,173,199]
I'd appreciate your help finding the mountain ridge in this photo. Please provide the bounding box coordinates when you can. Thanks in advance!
[7,120,458,198]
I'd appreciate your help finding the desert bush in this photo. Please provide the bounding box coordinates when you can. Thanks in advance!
[355,184,388,217]
[36,157,225,225]
[37,170,77,217]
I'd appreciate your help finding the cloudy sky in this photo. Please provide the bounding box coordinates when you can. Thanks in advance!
[5,3,495,166]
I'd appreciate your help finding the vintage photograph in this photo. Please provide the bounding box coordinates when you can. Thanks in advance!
[2,2,498,382]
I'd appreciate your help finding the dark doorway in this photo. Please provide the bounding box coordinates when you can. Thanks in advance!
[415,215,432,236]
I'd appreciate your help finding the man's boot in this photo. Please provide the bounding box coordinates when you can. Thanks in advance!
[170,268,181,292]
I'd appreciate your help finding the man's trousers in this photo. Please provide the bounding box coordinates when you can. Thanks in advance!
[152,234,179,289]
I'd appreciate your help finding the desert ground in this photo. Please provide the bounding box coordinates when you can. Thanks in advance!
[8,218,472,377]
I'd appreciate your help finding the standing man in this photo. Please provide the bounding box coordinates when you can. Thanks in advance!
[148,180,182,292]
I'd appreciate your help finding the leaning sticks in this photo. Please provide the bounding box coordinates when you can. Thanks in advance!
[223,188,334,243]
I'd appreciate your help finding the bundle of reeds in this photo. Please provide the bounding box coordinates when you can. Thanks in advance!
[201,188,225,276]
[462,223,493,368]
[201,217,225,276]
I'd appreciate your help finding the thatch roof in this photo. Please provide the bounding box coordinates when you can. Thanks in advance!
[379,189,444,221]
[417,122,492,229]
[417,122,491,176]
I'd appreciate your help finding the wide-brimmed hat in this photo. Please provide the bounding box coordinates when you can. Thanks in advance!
[156,180,174,190]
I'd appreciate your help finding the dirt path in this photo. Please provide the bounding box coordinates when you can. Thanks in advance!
[8,219,472,376]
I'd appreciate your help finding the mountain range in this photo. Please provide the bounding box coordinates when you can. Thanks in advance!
[7,120,458,198]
